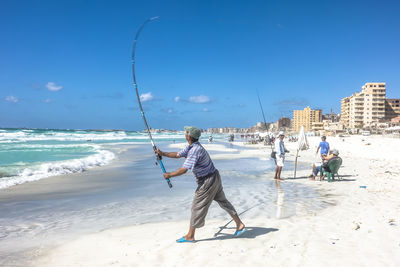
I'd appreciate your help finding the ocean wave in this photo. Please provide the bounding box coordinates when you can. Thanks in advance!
[0,132,186,143]
[1,143,100,150]
[0,149,115,189]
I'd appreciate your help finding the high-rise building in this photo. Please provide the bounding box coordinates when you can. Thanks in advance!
[292,106,322,132]
[385,99,400,120]
[361,82,386,125]
[341,97,350,128]
[349,91,365,129]
[341,82,386,129]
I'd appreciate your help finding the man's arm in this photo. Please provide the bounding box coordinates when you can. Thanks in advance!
[155,148,180,158]
[163,167,188,179]
[284,143,289,153]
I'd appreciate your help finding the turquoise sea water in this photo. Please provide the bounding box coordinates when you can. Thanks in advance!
[0,128,226,189]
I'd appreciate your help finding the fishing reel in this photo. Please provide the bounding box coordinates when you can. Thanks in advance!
[154,147,162,165]
[155,154,162,166]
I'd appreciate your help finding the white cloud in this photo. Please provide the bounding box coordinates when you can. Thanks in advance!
[140,92,154,102]
[167,108,173,113]
[203,108,209,112]
[6,95,18,103]
[189,95,211,103]
[46,82,63,91]
[174,96,180,102]
[44,98,52,103]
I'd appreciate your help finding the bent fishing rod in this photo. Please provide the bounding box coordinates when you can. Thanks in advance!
[256,89,267,129]
[132,17,172,188]
[257,89,273,149]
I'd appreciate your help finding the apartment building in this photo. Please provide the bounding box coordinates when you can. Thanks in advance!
[292,106,322,132]
[322,112,340,123]
[385,98,400,120]
[349,91,365,128]
[362,83,386,125]
[341,97,350,128]
[341,82,386,129]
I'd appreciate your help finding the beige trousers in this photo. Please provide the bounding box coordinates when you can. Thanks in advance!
[190,170,237,228]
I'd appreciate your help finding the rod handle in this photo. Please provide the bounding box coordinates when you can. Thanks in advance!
[157,157,173,188]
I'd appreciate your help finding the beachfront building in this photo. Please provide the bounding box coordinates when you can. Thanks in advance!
[349,91,365,129]
[322,111,340,122]
[277,117,291,132]
[362,82,386,125]
[385,98,400,120]
[311,121,324,132]
[324,121,345,134]
[321,111,344,135]
[390,116,400,125]
[341,97,350,128]
[256,121,269,131]
[341,82,386,129]
[292,106,322,132]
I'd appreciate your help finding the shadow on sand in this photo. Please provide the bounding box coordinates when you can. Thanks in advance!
[197,226,279,242]
[290,174,356,182]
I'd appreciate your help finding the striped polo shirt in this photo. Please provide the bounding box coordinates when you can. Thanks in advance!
[178,142,216,178]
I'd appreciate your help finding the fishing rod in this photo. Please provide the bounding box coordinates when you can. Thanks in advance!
[256,89,267,129]
[257,89,274,149]
[132,17,172,188]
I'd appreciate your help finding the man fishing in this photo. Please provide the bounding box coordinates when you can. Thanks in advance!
[155,126,245,243]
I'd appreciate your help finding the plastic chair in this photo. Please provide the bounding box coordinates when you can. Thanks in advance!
[320,157,342,182]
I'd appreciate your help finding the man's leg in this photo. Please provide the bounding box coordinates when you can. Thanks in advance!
[214,185,245,231]
[184,226,196,241]
[186,175,220,240]
[277,166,282,179]
[314,166,321,176]
[231,214,245,231]
[275,156,284,180]
[274,166,279,179]
[310,164,316,179]
[275,166,282,180]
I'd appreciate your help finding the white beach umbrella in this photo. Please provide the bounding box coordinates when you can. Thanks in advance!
[294,126,309,178]
[297,126,309,151]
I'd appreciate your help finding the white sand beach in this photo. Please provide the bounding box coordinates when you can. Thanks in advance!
[28,135,400,267]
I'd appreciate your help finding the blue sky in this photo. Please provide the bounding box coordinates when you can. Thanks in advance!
[1,0,399,130]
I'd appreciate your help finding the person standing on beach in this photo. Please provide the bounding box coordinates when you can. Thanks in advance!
[155,126,245,243]
[316,136,330,158]
[274,131,288,180]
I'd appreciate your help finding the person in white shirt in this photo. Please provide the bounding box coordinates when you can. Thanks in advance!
[274,131,288,180]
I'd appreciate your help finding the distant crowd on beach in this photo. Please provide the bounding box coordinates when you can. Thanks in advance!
[210,131,342,182]
[237,133,298,145]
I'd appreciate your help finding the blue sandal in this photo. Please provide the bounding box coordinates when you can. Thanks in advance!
[233,227,246,237]
[176,236,195,243]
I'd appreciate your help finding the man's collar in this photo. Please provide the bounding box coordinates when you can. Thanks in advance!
[189,141,200,147]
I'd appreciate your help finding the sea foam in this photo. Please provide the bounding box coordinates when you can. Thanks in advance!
[0,149,115,189]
